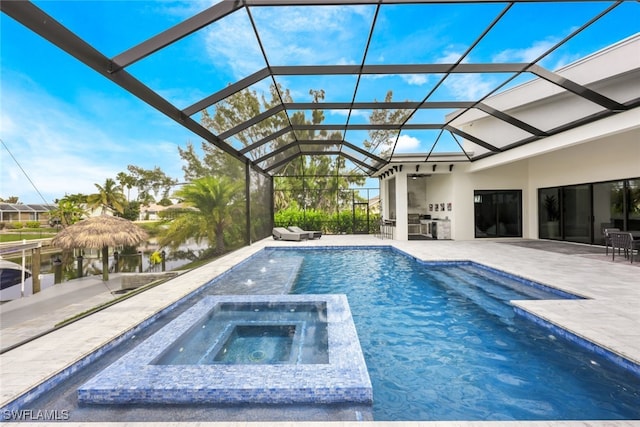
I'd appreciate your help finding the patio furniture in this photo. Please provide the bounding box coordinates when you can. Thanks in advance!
[272,227,307,241]
[632,233,640,263]
[609,232,636,263]
[603,227,619,255]
[378,219,395,240]
[287,226,322,239]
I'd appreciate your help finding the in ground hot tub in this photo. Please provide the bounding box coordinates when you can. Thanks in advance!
[153,301,329,365]
[77,295,371,405]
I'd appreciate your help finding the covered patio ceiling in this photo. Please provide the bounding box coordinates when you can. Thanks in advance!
[2,1,638,178]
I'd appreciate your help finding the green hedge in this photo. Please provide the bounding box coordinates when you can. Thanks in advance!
[274,207,380,234]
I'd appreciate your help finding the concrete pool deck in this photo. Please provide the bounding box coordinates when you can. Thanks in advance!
[1,236,639,426]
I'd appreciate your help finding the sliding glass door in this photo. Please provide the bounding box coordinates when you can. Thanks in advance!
[593,181,622,245]
[474,190,522,238]
[539,178,639,244]
[563,184,592,244]
[539,188,561,240]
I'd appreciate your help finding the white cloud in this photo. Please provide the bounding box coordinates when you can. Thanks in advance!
[492,38,558,63]
[393,134,421,153]
[442,73,495,100]
[201,5,373,78]
[329,109,369,119]
[202,12,265,78]
[0,74,186,203]
[438,51,464,64]
[401,74,428,86]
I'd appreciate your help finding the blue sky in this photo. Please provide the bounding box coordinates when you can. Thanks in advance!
[1,1,638,203]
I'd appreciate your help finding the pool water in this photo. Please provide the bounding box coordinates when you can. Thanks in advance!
[215,324,296,364]
[267,248,640,421]
[153,302,329,365]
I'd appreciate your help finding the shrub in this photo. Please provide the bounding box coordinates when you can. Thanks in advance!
[7,222,24,229]
[274,207,378,234]
[26,221,41,228]
[0,222,5,230]
[274,207,305,228]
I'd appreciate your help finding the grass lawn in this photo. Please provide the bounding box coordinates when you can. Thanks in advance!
[0,230,57,243]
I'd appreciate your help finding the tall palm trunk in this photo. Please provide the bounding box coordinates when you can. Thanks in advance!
[101,246,109,281]
[215,222,225,254]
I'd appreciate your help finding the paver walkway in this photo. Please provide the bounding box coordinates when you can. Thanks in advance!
[1,236,638,427]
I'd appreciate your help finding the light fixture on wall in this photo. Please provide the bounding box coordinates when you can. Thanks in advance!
[409,174,431,180]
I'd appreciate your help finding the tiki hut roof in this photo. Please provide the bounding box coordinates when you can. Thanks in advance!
[51,214,148,249]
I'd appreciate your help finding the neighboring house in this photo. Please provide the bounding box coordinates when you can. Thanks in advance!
[139,203,196,221]
[0,203,56,225]
[0,203,117,227]
[86,205,116,217]
[139,203,165,221]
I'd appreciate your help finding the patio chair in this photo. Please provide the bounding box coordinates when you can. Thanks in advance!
[287,226,322,239]
[272,227,308,241]
[603,227,619,255]
[631,233,640,263]
[609,232,634,263]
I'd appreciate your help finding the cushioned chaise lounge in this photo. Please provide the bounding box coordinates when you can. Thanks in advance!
[272,227,307,241]
[288,226,322,239]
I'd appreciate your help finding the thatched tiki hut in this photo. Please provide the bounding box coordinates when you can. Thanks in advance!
[51,215,148,281]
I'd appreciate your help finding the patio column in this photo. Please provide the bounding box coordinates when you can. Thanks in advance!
[380,179,388,220]
[395,172,408,241]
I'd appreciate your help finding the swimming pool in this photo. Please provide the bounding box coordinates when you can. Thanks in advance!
[4,247,640,422]
[281,248,640,421]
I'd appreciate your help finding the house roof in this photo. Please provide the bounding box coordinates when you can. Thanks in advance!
[2,1,638,178]
[0,203,56,214]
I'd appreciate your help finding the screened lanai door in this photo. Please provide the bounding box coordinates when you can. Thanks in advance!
[353,202,370,234]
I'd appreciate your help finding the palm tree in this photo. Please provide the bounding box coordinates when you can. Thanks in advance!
[87,178,126,215]
[160,176,244,254]
[50,197,87,226]
[116,171,136,202]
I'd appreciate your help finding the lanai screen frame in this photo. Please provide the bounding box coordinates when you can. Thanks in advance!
[2,0,638,236]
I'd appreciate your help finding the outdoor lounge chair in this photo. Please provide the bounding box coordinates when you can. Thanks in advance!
[288,226,322,239]
[272,227,307,241]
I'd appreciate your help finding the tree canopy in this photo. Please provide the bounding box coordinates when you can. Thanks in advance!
[159,176,244,254]
[87,178,126,214]
[117,165,178,204]
[180,83,375,213]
